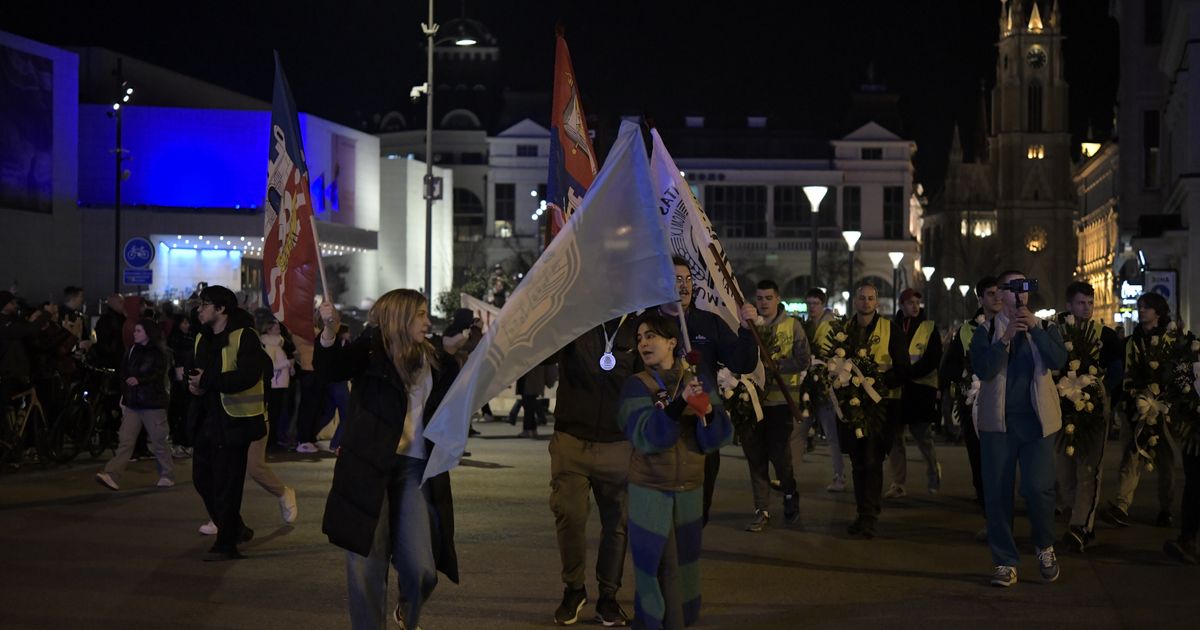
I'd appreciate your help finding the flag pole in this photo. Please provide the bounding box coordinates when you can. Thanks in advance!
[708,242,805,423]
[309,215,331,302]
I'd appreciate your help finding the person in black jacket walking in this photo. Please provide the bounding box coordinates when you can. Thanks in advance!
[315,289,460,630]
[95,319,173,490]
[188,286,270,561]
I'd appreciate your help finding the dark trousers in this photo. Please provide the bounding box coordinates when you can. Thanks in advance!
[295,370,326,443]
[701,451,720,526]
[192,416,262,552]
[1182,452,1200,544]
[962,409,984,511]
[516,394,545,431]
[167,380,192,447]
[741,405,797,512]
[843,400,900,521]
[266,387,292,446]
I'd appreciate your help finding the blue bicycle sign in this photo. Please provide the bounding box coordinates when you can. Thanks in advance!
[123,237,155,268]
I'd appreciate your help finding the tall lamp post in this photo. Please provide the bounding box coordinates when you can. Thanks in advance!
[942,276,956,324]
[111,62,132,293]
[421,1,476,302]
[842,229,861,296]
[888,251,904,312]
[922,265,935,321]
[804,186,828,289]
[958,284,971,324]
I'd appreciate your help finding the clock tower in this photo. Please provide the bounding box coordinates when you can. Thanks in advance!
[935,0,1076,313]
[989,0,1075,308]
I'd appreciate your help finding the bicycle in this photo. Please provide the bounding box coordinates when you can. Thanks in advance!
[78,360,122,460]
[0,384,50,470]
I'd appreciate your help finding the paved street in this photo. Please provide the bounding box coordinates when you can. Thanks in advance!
[1,420,1197,630]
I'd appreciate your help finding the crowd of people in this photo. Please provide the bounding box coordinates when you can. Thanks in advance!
[3,262,1199,629]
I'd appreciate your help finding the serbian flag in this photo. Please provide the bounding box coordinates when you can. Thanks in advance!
[263,52,320,342]
[545,29,598,245]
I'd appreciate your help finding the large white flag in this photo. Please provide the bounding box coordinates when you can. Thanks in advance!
[423,121,678,482]
[649,130,744,332]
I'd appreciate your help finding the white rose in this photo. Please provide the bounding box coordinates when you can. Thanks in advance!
[723,388,735,400]
[801,409,810,418]
[1088,366,1098,375]
[857,348,868,358]
[1074,400,1086,411]
[1086,402,1094,412]
[1150,383,1161,396]
[1151,336,1160,346]
[1065,445,1075,457]
[852,376,862,387]
[1149,435,1160,447]
[849,398,861,407]
[855,427,864,438]
[1064,341,1075,352]
[1065,423,1075,435]
[1146,462,1156,472]
[740,392,750,402]
[835,332,848,342]
[1066,314,1076,326]
[835,348,846,358]
[1146,416,1158,426]
[1149,361,1160,370]
[802,392,810,402]
[1167,321,1178,332]
[1069,359,1081,372]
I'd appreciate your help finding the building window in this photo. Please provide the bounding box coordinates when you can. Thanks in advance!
[842,186,861,231]
[883,186,904,240]
[494,183,515,238]
[861,147,883,160]
[1144,110,1160,189]
[704,185,767,238]
[516,144,539,157]
[773,186,835,237]
[460,152,485,164]
[453,188,484,242]
[1027,81,1043,132]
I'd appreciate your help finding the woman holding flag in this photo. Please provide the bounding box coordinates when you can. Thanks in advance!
[314,290,460,630]
[617,312,732,629]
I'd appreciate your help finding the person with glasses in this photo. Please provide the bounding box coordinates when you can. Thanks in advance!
[659,257,759,527]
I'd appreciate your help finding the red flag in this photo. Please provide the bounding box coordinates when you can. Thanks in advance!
[546,30,598,245]
[263,53,321,342]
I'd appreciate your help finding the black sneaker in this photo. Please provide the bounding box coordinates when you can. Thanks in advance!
[1101,505,1130,528]
[847,516,876,539]
[784,493,801,525]
[1063,526,1094,553]
[594,595,630,627]
[554,587,588,626]
[1156,510,1173,527]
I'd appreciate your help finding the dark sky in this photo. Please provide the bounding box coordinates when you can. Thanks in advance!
[4,0,1118,190]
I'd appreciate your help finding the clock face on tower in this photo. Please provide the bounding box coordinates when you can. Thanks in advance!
[1026,45,1047,69]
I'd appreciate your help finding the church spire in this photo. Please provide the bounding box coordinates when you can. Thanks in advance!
[974,80,990,163]
[1028,1,1044,33]
[950,123,964,163]
[1049,0,1060,30]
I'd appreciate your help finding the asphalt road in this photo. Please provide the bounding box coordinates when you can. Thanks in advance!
[1,421,1197,629]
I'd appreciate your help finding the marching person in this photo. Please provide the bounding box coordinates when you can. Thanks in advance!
[315,290,460,630]
[885,288,942,498]
[802,288,845,492]
[970,270,1067,587]
[839,281,910,539]
[1102,292,1178,529]
[1054,281,1121,552]
[742,280,809,532]
[618,312,732,629]
[187,285,270,561]
[94,318,174,491]
[660,257,758,526]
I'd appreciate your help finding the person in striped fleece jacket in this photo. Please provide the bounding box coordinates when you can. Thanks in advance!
[617,312,733,629]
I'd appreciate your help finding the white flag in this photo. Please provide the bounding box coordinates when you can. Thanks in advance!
[649,130,744,332]
[423,121,677,482]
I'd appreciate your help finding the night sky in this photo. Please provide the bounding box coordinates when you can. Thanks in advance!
[4,0,1118,191]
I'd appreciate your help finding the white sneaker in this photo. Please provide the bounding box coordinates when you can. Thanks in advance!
[280,486,298,524]
[156,477,175,488]
[315,440,334,453]
[295,442,319,454]
[884,484,907,499]
[393,604,422,630]
[199,520,218,536]
[95,472,119,491]
[990,565,1017,587]
[826,475,846,492]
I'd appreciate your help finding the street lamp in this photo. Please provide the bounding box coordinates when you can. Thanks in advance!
[421,0,476,302]
[942,276,956,291]
[842,229,861,294]
[804,186,828,290]
[958,284,971,323]
[888,251,904,311]
[110,61,131,293]
[921,265,935,282]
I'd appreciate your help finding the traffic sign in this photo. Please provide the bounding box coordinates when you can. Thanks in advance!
[123,237,155,268]
[123,268,152,285]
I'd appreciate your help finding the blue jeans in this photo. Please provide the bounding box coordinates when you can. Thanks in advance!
[980,412,1057,567]
[346,455,438,630]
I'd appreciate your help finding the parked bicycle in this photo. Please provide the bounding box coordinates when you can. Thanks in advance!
[0,384,50,469]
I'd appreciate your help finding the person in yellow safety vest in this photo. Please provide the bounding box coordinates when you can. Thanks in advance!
[884,288,943,499]
[939,277,1002,530]
[796,288,846,493]
[187,285,270,561]
[839,281,911,539]
[743,279,810,533]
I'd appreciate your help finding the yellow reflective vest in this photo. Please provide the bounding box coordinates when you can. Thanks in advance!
[763,316,802,406]
[907,320,939,388]
[194,327,266,418]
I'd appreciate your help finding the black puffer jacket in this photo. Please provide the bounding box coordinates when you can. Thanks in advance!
[315,327,461,583]
[121,343,169,409]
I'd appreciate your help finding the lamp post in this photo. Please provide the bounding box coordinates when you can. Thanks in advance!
[922,265,935,321]
[421,1,476,302]
[942,276,956,324]
[888,251,904,312]
[111,60,132,293]
[804,186,828,290]
[842,229,861,295]
[958,283,971,323]
[921,266,935,282]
